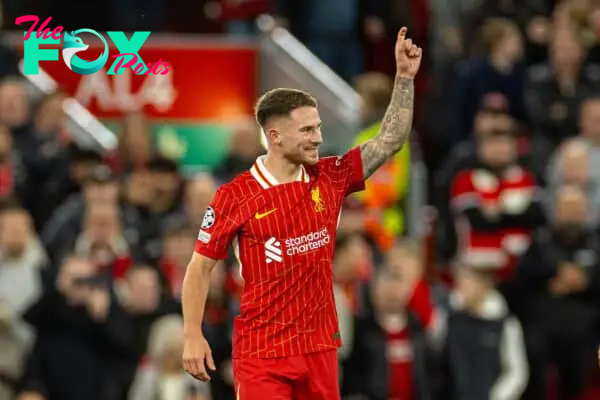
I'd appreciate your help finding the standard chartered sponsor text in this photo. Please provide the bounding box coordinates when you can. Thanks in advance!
[285,228,330,256]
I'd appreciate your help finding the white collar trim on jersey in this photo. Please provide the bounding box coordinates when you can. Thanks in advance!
[250,155,309,189]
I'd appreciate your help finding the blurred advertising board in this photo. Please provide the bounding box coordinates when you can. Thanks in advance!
[15,33,258,173]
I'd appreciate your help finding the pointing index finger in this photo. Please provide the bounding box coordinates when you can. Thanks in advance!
[398,27,407,42]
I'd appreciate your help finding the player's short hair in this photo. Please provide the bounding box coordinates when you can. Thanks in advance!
[254,88,317,129]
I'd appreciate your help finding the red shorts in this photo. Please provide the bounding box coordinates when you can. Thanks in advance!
[233,350,340,400]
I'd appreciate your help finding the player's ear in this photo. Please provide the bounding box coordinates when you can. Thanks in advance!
[267,128,281,145]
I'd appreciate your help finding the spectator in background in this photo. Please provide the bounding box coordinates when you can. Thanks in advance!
[462,0,552,63]
[0,123,25,200]
[274,0,378,82]
[48,145,109,205]
[115,112,154,173]
[115,264,180,400]
[554,0,600,61]
[33,92,68,143]
[350,244,527,400]
[200,265,235,400]
[353,72,411,252]
[516,185,600,400]
[453,17,527,144]
[15,390,45,400]
[214,118,263,184]
[524,24,600,147]
[73,202,132,280]
[0,77,29,135]
[128,315,209,400]
[363,0,429,78]
[335,231,373,313]
[0,207,46,399]
[137,156,182,262]
[175,174,217,230]
[435,95,518,262]
[427,0,471,91]
[344,240,439,400]
[547,139,600,224]
[41,146,105,226]
[41,165,120,264]
[33,91,81,218]
[450,128,544,281]
[579,95,600,146]
[146,156,181,220]
[160,223,196,298]
[545,96,600,221]
[12,91,71,229]
[440,264,528,400]
[21,256,133,400]
[122,168,153,211]
[551,139,591,188]
[332,233,373,372]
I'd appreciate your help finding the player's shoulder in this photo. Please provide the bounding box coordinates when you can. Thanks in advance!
[304,155,341,179]
[314,147,360,172]
[217,171,263,202]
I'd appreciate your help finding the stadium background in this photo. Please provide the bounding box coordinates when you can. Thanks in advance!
[1,0,600,399]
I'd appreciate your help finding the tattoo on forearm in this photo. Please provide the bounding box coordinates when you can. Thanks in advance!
[360,77,414,178]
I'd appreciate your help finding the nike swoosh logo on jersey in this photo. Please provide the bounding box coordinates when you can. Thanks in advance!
[255,208,277,219]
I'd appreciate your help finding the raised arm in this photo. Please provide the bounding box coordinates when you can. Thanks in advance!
[360,27,422,178]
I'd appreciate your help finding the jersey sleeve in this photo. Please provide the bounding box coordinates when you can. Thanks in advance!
[320,146,365,195]
[194,186,241,260]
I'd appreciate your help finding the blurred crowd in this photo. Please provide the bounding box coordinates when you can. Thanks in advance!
[2,0,600,400]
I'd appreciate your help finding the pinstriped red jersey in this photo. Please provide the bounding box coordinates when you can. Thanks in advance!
[195,147,365,358]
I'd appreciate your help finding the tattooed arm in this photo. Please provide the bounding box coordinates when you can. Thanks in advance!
[359,76,415,178]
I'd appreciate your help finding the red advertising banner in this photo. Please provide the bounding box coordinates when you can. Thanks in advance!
[17,38,258,121]
[13,35,259,171]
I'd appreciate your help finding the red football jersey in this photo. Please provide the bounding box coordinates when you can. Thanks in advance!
[195,147,365,358]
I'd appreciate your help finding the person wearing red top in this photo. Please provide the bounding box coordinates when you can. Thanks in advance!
[344,240,438,400]
[181,27,422,400]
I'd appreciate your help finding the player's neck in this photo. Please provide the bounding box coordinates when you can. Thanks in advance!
[263,153,302,184]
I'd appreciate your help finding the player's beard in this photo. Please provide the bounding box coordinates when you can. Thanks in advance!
[299,146,319,165]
